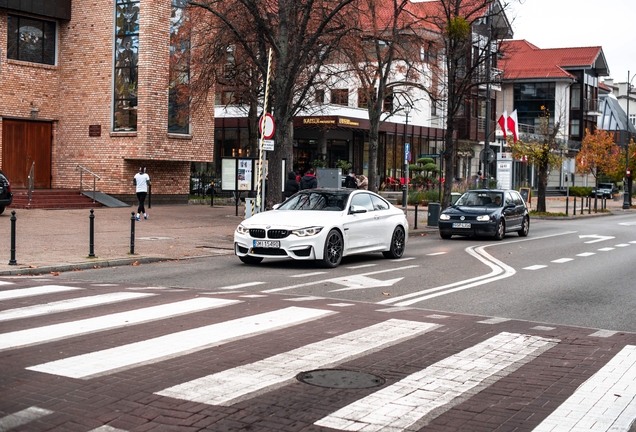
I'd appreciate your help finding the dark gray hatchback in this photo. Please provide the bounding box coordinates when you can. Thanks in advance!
[438,189,529,240]
[0,170,13,215]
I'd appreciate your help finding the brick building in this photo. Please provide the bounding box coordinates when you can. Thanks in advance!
[0,0,214,204]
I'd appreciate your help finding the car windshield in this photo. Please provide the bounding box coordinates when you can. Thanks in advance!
[277,190,351,211]
[456,191,504,207]
[599,183,614,189]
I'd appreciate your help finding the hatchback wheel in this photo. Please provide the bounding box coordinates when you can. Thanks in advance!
[321,229,343,268]
[0,206,4,215]
[518,216,529,237]
[383,226,405,259]
[493,220,505,240]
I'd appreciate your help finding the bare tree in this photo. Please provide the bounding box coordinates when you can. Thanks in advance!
[187,0,357,208]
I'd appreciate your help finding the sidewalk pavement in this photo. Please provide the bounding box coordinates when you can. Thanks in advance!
[0,196,630,276]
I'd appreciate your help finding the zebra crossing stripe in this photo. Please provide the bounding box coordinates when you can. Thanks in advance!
[532,344,636,432]
[0,285,82,300]
[0,406,53,431]
[0,297,239,352]
[315,332,558,431]
[0,292,156,322]
[156,319,440,406]
[27,306,335,379]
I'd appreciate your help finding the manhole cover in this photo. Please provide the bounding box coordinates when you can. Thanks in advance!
[296,369,385,389]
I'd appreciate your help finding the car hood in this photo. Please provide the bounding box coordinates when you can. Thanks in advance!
[442,205,496,215]
[238,210,344,229]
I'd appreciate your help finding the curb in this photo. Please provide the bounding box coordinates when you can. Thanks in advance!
[0,256,166,276]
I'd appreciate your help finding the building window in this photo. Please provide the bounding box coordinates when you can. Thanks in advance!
[570,119,580,137]
[113,0,140,131]
[7,15,56,65]
[383,92,394,112]
[514,82,555,128]
[315,89,325,104]
[169,0,190,134]
[630,113,635,126]
[331,89,349,106]
[570,84,580,110]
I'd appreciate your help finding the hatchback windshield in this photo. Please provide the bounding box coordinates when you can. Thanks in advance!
[277,190,352,211]
[456,191,504,207]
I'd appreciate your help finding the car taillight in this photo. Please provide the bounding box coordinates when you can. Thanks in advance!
[6,181,11,193]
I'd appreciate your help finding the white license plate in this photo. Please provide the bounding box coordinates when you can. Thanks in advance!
[253,240,280,248]
[452,222,471,228]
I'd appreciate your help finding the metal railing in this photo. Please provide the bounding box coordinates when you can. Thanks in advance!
[77,165,101,203]
[27,161,35,205]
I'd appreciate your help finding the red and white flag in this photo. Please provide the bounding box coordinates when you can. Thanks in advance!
[498,111,507,139]
[507,109,519,143]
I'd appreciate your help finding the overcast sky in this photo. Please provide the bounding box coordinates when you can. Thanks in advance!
[507,0,634,83]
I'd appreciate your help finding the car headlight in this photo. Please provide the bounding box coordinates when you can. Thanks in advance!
[236,224,249,234]
[291,226,323,237]
[476,215,491,221]
[439,214,450,220]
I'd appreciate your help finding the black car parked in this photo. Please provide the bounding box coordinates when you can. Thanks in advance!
[438,189,529,240]
[0,170,13,215]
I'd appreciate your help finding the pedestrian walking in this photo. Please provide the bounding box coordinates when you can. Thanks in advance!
[299,168,318,190]
[285,171,300,197]
[358,174,368,190]
[133,166,151,221]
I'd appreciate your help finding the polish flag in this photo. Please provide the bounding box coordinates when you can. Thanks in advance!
[507,109,519,143]
[498,111,507,139]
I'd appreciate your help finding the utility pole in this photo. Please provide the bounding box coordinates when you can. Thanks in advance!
[482,9,492,188]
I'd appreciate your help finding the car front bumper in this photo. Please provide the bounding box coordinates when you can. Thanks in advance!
[438,220,498,237]
[234,231,326,261]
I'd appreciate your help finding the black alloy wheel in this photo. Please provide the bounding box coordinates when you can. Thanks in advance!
[518,216,529,237]
[321,229,343,268]
[493,219,505,240]
[383,226,406,258]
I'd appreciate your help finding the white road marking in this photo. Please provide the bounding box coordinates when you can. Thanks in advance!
[329,275,403,292]
[238,294,267,298]
[579,234,615,244]
[392,257,415,262]
[89,426,128,432]
[631,241,636,244]
[327,303,355,307]
[315,332,557,431]
[290,272,326,278]
[598,247,615,251]
[0,298,239,352]
[0,280,14,286]
[478,317,511,324]
[619,222,636,226]
[551,258,573,263]
[589,330,618,338]
[524,265,547,270]
[576,252,595,257]
[532,345,636,432]
[284,296,325,302]
[426,252,447,256]
[27,307,335,379]
[0,292,155,322]
[0,407,53,431]
[346,264,376,269]
[156,319,440,406]
[615,243,630,247]
[0,285,82,300]
[531,326,555,331]
[262,266,419,293]
[218,281,265,290]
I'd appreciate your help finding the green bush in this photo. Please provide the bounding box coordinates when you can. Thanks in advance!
[569,186,593,197]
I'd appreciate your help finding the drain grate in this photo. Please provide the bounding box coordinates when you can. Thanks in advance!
[296,369,385,389]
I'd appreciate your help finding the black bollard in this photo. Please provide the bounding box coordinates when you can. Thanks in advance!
[414,204,418,230]
[565,196,569,216]
[581,196,584,215]
[88,209,95,258]
[573,196,576,215]
[9,211,17,265]
[130,212,136,254]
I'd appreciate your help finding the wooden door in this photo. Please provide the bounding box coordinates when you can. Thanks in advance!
[1,119,52,188]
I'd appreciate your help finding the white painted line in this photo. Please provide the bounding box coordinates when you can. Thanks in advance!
[478,317,511,324]
[290,272,326,278]
[327,303,355,307]
[0,285,82,300]
[598,247,615,251]
[426,314,449,319]
[532,345,636,432]
[589,330,618,338]
[576,252,595,257]
[28,307,335,379]
[0,280,14,286]
[315,332,557,431]
[284,296,325,302]
[0,407,53,430]
[238,294,267,298]
[392,257,415,262]
[0,298,239,352]
[0,292,155,322]
[630,241,636,244]
[156,319,440,406]
[218,281,265,290]
[346,264,376,269]
[551,258,573,263]
[375,307,413,313]
[524,265,548,270]
[531,326,555,331]
[90,284,120,287]
[89,426,128,432]
[615,243,630,247]
[426,252,447,256]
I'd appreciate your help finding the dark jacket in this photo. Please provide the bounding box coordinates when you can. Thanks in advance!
[299,173,318,190]
[344,174,358,189]
[284,172,300,197]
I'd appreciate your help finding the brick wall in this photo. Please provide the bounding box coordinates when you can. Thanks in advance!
[0,0,214,201]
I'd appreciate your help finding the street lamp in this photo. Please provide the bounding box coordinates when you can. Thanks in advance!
[402,102,412,213]
[623,70,634,210]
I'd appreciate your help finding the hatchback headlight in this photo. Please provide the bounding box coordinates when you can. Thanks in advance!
[236,224,249,234]
[476,215,491,221]
[439,214,450,220]
[291,226,323,237]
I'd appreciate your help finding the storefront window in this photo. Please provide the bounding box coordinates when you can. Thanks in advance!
[169,0,190,134]
[113,0,140,131]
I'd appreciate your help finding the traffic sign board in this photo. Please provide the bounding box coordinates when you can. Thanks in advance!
[259,114,275,139]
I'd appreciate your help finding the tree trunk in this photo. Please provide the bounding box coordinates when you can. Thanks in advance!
[368,120,380,193]
[536,163,548,212]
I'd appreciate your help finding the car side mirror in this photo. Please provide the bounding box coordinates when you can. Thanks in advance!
[349,205,367,214]
[272,203,281,210]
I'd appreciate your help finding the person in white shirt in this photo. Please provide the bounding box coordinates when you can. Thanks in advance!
[133,166,151,221]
